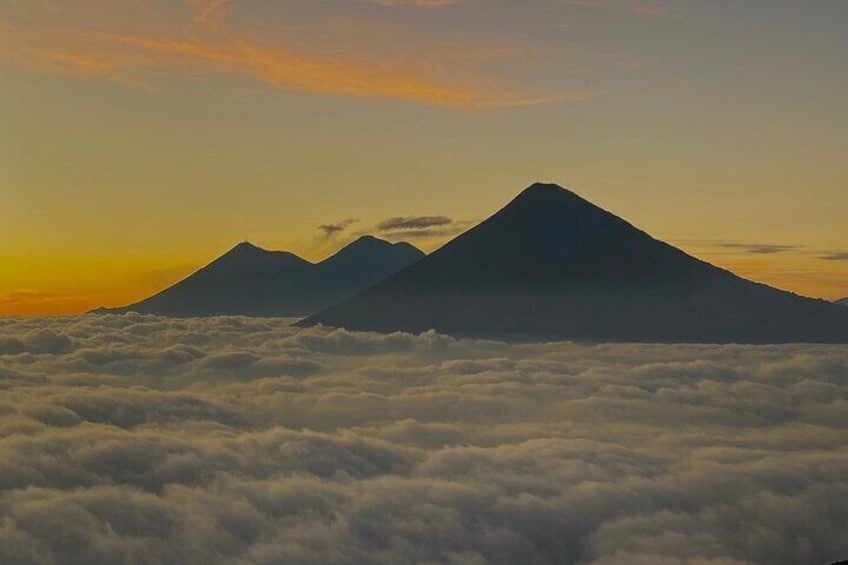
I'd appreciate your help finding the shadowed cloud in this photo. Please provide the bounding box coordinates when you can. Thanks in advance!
[820,252,848,262]
[374,215,474,240]
[318,219,359,237]
[719,242,800,255]
[377,216,453,231]
[677,239,802,255]
[378,226,471,239]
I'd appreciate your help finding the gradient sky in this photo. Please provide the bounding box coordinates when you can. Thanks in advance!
[2,0,847,316]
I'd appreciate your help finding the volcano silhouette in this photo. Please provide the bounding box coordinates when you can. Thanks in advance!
[103,236,423,317]
[299,183,848,343]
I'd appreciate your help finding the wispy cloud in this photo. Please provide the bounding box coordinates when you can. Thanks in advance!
[377,216,453,231]
[0,289,91,317]
[2,30,487,107]
[820,251,848,262]
[373,215,473,240]
[187,0,232,27]
[0,290,51,306]
[718,242,800,255]
[678,239,802,255]
[318,219,359,237]
[380,227,468,239]
[0,0,597,109]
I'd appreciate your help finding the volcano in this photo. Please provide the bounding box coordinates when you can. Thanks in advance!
[298,183,848,343]
[102,236,423,317]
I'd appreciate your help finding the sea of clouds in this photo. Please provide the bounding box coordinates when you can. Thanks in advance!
[1,313,847,564]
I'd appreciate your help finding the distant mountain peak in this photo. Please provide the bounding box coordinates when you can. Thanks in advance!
[331,236,394,259]
[212,241,309,272]
[344,235,389,249]
[320,235,425,271]
[505,183,614,225]
[97,236,423,318]
[334,235,424,256]
[227,240,267,255]
[516,182,583,202]
[521,181,570,195]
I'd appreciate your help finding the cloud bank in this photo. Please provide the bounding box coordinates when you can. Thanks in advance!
[1,314,847,564]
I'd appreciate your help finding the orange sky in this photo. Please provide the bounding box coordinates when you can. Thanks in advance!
[2,0,847,316]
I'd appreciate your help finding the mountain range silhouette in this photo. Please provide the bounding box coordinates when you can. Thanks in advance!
[299,183,848,343]
[99,236,423,317]
[837,298,848,307]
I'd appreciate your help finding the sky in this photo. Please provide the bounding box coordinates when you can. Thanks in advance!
[1,0,847,315]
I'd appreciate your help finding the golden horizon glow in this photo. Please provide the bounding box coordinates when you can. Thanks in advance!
[2,233,846,318]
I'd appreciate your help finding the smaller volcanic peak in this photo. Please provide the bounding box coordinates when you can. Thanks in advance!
[220,241,272,259]
[330,235,402,258]
[313,236,425,300]
[319,235,423,271]
[232,240,264,252]
[837,297,848,307]
[342,234,422,254]
[344,234,384,247]
[99,236,423,318]
[212,241,309,269]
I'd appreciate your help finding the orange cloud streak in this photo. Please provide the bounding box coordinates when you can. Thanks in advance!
[0,2,596,109]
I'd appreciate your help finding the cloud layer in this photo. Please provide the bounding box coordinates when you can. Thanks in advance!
[1,314,847,564]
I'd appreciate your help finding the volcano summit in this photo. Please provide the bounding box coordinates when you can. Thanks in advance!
[300,183,848,343]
